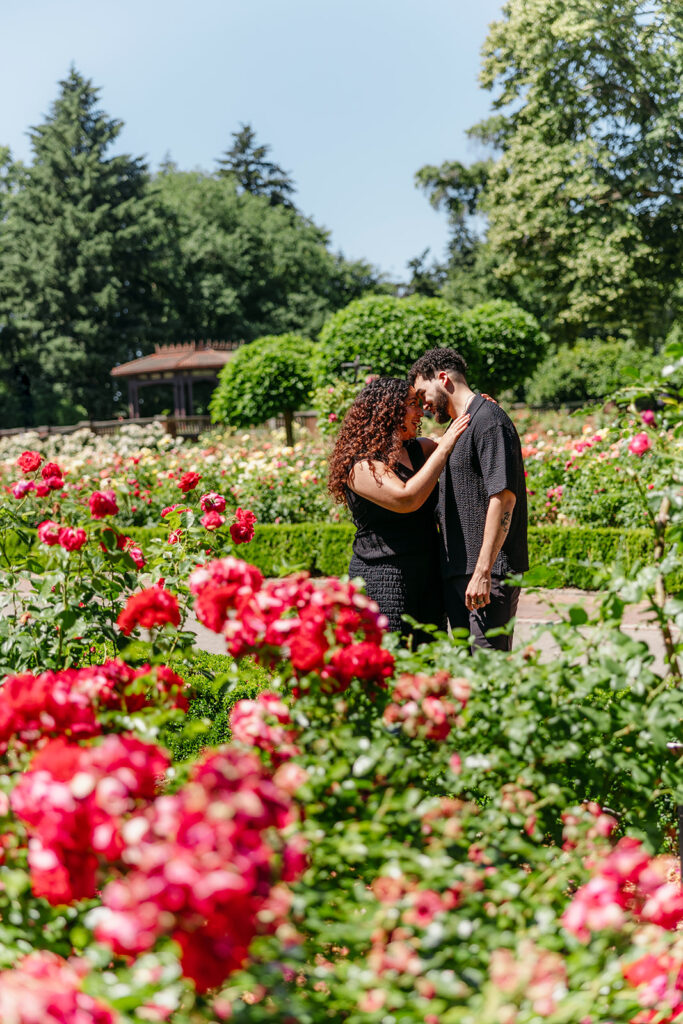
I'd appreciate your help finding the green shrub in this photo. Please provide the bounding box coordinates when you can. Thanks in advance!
[209,333,316,444]
[163,649,271,761]
[461,299,547,395]
[316,295,469,382]
[525,337,663,406]
[310,379,363,439]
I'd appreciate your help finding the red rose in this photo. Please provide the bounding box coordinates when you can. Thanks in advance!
[201,511,225,531]
[58,527,88,552]
[178,472,201,493]
[37,520,61,546]
[41,462,63,481]
[89,490,119,519]
[117,587,181,635]
[16,450,42,474]
[230,507,257,545]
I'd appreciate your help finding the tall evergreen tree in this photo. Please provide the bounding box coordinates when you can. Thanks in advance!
[0,68,164,426]
[216,123,296,208]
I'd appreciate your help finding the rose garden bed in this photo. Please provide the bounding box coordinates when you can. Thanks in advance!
[0,364,683,1021]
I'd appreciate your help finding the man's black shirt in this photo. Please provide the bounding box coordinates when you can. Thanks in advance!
[437,394,529,577]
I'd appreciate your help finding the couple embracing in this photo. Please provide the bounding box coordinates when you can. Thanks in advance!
[328,348,528,650]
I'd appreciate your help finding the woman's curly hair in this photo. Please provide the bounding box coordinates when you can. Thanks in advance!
[328,377,411,505]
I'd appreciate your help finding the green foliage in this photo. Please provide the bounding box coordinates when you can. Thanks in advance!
[216,122,296,208]
[525,337,662,406]
[0,68,165,427]
[153,168,381,344]
[475,0,683,344]
[163,649,270,761]
[316,294,470,382]
[310,378,363,439]
[461,299,547,394]
[209,333,316,444]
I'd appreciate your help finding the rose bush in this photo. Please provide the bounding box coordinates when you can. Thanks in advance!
[0,346,681,1020]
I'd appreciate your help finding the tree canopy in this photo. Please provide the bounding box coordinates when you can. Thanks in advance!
[153,169,380,344]
[418,0,683,345]
[0,68,164,426]
[216,123,296,208]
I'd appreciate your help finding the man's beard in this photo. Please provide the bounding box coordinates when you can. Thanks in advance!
[433,390,451,424]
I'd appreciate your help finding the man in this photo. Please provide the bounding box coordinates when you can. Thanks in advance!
[409,348,528,650]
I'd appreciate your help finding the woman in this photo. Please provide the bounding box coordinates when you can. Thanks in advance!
[328,377,470,644]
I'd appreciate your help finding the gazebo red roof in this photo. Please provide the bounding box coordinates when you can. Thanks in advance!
[111,340,240,378]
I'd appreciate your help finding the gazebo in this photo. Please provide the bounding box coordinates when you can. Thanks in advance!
[111,340,240,419]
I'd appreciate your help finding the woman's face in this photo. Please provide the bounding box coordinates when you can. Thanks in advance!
[399,387,423,440]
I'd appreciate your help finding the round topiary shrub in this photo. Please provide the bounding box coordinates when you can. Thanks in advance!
[460,300,547,395]
[316,295,471,382]
[209,333,316,444]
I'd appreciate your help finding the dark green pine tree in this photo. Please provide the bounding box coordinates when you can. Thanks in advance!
[0,67,164,426]
[216,123,296,209]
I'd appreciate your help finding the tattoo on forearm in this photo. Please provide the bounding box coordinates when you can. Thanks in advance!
[501,511,511,535]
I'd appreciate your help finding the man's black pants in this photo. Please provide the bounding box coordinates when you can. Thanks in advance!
[444,574,520,651]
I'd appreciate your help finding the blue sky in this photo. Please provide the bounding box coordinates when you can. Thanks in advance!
[2,0,503,280]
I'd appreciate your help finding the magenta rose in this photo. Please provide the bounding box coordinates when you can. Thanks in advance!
[628,433,652,456]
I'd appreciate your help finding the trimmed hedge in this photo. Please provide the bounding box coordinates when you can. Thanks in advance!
[5,522,680,592]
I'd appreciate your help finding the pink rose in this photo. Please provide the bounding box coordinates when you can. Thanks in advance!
[628,432,652,456]
[200,492,227,514]
[641,409,656,426]
[11,480,34,499]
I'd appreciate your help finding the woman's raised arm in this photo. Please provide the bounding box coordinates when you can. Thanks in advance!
[347,413,470,513]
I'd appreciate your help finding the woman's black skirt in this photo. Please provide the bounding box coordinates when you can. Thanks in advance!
[349,551,446,645]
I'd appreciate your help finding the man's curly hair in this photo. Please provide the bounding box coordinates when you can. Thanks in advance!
[328,377,411,505]
[408,347,468,385]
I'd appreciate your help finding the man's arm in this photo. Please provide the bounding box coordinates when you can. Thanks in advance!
[465,489,516,611]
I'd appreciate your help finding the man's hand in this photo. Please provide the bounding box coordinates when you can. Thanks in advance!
[465,568,491,611]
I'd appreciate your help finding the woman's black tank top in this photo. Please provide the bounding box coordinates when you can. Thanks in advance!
[345,439,439,562]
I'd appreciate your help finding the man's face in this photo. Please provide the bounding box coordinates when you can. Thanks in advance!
[413,374,451,424]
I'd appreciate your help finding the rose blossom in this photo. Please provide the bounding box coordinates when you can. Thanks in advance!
[230,507,257,545]
[16,450,42,474]
[58,527,88,552]
[200,492,227,514]
[201,510,225,531]
[0,952,117,1024]
[628,432,652,456]
[178,471,201,493]
[11,480,34,499]
[641,409,656,426]
[41,461,63,481]
[37,520,61,546]
[89,489,119,519]
[117,587,181,635]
